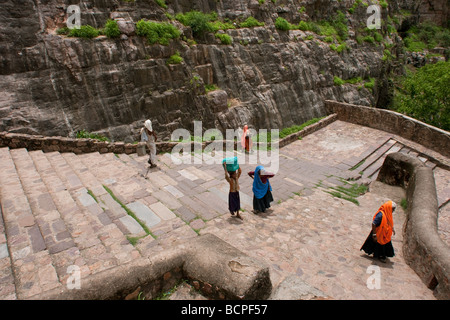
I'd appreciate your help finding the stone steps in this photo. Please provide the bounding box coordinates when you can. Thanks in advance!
[0,148,59,298]
[0,146,213,298]
[0,147,162,298]
[60,152,148,238]
[346,138,439,182]
[75,151,199,244]
[28,150,138,278]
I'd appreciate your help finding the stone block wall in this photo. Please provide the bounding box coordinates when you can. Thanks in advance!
[325,100,450,158]
[377,152,450,299]
[0,114,338,156]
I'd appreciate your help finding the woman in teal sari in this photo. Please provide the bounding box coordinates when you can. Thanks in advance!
[248,165,274,214]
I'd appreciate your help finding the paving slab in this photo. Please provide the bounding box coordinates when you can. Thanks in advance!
[178,169,200,181]
[98,193,127,220]
[127,201,161,228]
[117,215,146,237]
[151,190,183,210]
[149,201,177,220]
[163,185,184,198]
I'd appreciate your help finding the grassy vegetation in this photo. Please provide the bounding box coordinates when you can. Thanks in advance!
[76,130,110,142]
[275,17,291,31]
[349,159,365,171]
[204,84,219,93]
[401,198,408,210]
[175,10,216,37]
[68,25,100,38]
[255,116,325,143]
[215,33,233,45]
[136,19,181,45]
[403,22,450,52]
[325,181,368,206]
[239,16,264,28]
[279,117,325,138]
[155,0,167,9]
[87,189,98,203]
[364,77,375,91]
[333,76,364,86]
[104,19,121,38]
[166,51,184,65]
[153,279,189,300]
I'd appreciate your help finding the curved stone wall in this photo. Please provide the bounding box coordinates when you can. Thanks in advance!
[377,152,450,299]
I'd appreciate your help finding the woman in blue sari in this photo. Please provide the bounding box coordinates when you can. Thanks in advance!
[248,165,274,214]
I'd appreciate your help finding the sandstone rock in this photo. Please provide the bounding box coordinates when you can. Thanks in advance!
[116,19,136,36]
[0,0,414,141]
[207,90,228,113]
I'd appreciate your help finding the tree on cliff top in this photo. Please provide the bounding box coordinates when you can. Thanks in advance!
[394,61,449,131]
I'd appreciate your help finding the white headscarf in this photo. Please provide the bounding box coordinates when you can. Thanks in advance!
[144,119,153,132]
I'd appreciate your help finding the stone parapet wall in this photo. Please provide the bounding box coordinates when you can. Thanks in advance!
[30,234,271,300]
[278,114,338,148]
[377,153,450,299]
[325,100,450,158]
[0,114,338,155]
[0,131,202,155]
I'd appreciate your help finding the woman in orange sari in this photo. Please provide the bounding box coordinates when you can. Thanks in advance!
[241,125,253,153]
[360,200,396,262]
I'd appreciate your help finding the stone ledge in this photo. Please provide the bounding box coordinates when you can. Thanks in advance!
[0,114,338,156]
[278,114,338,148]
[377,152,450,299]
[27,234,272,300]
[325,100,450,158]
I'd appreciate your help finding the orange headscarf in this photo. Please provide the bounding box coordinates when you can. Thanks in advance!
[373,201,394,245]
[241,125,249,148]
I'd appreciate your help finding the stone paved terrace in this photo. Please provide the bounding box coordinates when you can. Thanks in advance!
[0,120,448,300]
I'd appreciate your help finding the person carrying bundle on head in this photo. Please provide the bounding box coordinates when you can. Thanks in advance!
[222,157,243,220]
[141,119,158,168]
[248,166,274,214]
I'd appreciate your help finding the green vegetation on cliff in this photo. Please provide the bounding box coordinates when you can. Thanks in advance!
[393,61,449,131]
[104,19,121,38]
[67,25,100,38]
[136,19,181,45]
[403,22,450,52]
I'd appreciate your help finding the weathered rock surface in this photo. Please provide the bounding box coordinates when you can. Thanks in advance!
[0,0,442,141]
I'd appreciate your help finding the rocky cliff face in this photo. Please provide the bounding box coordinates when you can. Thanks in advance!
[0,0,441,142]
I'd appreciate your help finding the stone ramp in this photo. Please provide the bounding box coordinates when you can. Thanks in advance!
[201,183,437,299]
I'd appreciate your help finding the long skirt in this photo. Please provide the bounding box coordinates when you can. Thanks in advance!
[253,189,274,213]
[360,231,395,259]
[228,191,241,213]
[245,136,251,152]
[146,141,157,165]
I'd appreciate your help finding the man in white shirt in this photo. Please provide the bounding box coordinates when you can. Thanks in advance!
[141,119,158,168]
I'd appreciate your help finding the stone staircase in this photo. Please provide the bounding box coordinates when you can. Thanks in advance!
[341,137,438,181]
[0,144,329,299]
[0,149,198,298]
